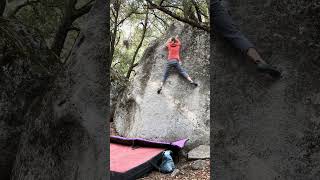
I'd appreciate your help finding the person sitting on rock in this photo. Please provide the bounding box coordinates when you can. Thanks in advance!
[157,35,198,94]
[212,0,281,78]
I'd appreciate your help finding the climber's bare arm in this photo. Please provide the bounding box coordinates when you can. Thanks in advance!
[164,38,171,50]
[175,35,181,46]
[165,38,171,45]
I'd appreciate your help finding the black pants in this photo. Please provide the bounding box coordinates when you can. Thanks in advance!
[162,60,189,82]
[211,0,254,53]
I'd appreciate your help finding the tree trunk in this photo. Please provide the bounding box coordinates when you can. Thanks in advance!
[146,0,209,32]
[0,0,6,16]
[126,10,148,79]
[51,18,73,57]
[211,1,320,179]
[11,0,109,179]
[110,0,120,61]
[0,18,60,180]
[192,0,202,22]
[51,0,93,58]
[182,0,197,22]
[7,0,41,18]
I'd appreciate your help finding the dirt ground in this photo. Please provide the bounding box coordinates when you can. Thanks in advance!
[138,159,210,180]
[110,122,210,180]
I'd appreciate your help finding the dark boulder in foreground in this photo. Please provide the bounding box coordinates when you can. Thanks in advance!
[1,0,108,179]
[211,1,320,179]
[0,18,60,180]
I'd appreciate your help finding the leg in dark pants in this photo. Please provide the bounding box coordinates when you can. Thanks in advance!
[211,0,281,78]
[161,61,190,84]
[162,62,172,84]
[174,62,189,79]
[158,62,173,94]
[211,0,254,52]
[158,61,198,94]
[175,62,198,86]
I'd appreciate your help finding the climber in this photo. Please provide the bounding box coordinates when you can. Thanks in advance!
[211,0,281,78]
[157,35,198,94]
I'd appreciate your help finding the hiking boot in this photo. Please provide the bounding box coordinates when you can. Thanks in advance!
[157,87,162,94]
[256,63,281,78]
[190,81,198,87]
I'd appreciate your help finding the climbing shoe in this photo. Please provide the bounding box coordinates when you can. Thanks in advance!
[157,87,162,94]
[256,63,281,78]
[191,81,198,87]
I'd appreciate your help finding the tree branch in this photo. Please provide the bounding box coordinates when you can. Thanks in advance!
[146,0,209,32]
[117,10,135,26]
[63,29,80,64]
[151,10,168,28]
[67,26,81,32]
[68,0,78,10]
[192,0,202,22]
[51,0,94,57]
[0,0,6,16]
[8,0,41,18]
[111,7,116,18]
[150,19,166,34]
[72,0,94,20]
[133,62,139,68]
[126,9,149,78]
[159,0,166,6]
[161,5,183,11]
[115,33,121,47]
[110,0,120,61]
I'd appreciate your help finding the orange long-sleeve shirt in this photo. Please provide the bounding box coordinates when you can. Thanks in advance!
[166,39,181,61]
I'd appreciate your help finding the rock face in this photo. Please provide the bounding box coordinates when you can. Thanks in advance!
[114,23,210,149]
[110,69,127,121]
[0,19,60,180]
[211,0,320,179]
[188,145,210,159]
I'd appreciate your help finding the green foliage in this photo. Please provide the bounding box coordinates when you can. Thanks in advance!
[0,18,28,58]
[8,0,93,62]
[14,1,64,42]
[111,0,208,78]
